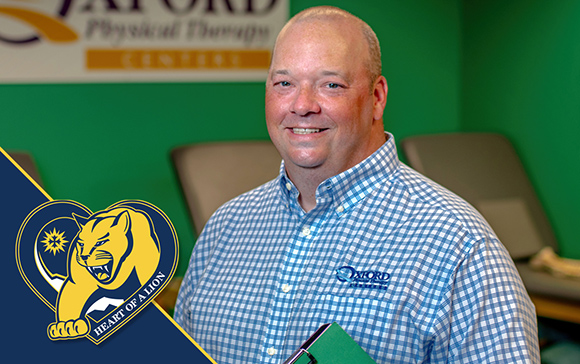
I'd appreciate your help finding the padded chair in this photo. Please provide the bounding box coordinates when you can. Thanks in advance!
[401,133,580,305]
[171,140,281,236]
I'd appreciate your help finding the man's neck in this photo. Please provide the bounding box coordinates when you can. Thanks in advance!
[285,132,388,213]
[286,167,326,213]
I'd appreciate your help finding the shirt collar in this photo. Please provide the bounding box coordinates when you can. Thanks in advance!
[277,132,400,215]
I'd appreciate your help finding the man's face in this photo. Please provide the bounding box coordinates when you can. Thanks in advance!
[265,19,385,180]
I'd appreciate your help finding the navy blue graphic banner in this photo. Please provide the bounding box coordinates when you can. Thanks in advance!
[1,149,215,363]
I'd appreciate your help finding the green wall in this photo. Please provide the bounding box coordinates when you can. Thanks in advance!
[0,0,461,276]
[6,0,578,271]
[462,0,580,258]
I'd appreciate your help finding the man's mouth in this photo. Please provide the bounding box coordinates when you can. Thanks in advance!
[292,128,325,135]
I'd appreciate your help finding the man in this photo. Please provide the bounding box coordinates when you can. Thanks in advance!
[175,6,540,363]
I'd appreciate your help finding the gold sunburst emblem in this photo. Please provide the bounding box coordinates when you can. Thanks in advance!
[41,228,68,255]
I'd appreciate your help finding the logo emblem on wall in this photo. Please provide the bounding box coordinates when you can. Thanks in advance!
[15,199,178,344]
[0,3,77,45]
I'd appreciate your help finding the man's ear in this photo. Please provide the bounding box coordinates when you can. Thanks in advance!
[372,76,388,121]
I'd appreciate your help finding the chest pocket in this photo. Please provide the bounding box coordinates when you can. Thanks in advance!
[306,292,391,326]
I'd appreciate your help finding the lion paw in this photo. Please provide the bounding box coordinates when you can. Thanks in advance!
[48,318,89,340]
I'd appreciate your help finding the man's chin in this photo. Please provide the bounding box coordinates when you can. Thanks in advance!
[283,150,327,170]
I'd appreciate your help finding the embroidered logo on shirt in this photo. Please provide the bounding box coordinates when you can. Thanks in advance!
[335,266,390,290]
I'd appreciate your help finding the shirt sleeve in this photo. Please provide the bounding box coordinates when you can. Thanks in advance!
[431,235,540,363]
[173,215,220,332]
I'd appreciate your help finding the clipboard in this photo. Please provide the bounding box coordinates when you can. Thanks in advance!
[283,322,376,364]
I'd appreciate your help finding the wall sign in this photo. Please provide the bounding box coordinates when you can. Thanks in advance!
[0,0,288,83]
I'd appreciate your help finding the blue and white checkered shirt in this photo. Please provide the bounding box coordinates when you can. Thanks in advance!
[174,134,540,363]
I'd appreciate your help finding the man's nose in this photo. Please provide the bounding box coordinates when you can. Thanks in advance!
[290,86,321,116]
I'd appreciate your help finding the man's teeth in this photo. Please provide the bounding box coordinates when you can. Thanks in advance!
[293,128,320,134]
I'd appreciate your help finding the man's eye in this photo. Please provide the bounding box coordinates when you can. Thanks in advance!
[327,83,341,89]
[279,81,291,87]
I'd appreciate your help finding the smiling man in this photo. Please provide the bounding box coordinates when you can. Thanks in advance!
[175,6,540,363]
[265,10,387,212]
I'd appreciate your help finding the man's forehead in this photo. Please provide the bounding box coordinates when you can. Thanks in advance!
[269,40,363,81]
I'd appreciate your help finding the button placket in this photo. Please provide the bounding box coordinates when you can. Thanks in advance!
[262,215,316,361]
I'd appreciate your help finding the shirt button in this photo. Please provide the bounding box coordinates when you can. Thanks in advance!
[267,347,277,356]
[302,226,311,236]
[336,205,344,213]
[281,283,291,293]
[285,182,292,191]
